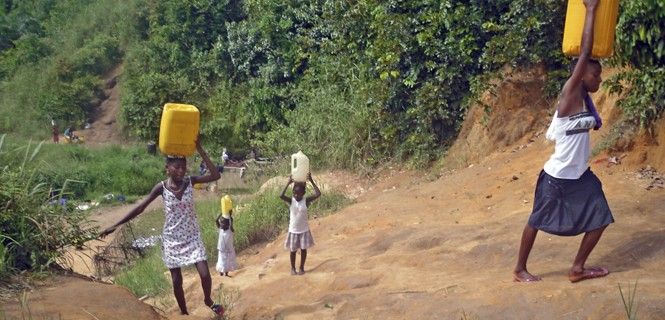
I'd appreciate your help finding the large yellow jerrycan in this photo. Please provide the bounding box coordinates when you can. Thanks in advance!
[562,0,619,58]
[159,103,200,156]
[220,195,233,218]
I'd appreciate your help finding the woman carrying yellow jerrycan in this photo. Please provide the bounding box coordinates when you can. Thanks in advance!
[513,0,615,283]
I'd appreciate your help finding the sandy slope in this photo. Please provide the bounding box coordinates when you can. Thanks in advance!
[195,141,665,320]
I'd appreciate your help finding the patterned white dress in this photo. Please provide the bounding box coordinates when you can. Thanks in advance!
[161,177,207,269]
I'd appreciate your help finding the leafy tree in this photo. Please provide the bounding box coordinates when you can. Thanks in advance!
[606,0,665,126]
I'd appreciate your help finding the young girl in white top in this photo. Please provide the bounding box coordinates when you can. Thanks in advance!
[513,0,613,284]
[279,173,321,275]
[215,211,238,277]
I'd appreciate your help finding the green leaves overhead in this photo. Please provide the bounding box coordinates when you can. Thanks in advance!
[607,0,665,126]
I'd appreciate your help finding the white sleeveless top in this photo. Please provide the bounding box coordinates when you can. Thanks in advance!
[543,109,596,179]
[288,197,309,234]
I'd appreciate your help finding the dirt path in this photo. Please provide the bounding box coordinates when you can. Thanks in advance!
[207,142,665,320]
[76,65,125,145]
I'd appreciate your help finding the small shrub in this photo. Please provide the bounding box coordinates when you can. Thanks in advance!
[0,137,99,278]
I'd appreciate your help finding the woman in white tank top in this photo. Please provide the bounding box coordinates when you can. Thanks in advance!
[513,0,614,284]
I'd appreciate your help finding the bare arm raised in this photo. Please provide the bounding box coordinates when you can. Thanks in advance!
[190,137,221,185]
[99,182,163,238]
[280,176,294,204]
[558,0,599,117]
[305,173,321,206]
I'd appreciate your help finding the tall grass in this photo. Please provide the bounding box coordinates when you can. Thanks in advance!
[0,135,98,278]
[0,135,164,201]
[114,248,170,298]
[618,281,639,320]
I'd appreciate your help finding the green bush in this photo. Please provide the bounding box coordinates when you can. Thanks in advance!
[607,0,665,126]
[0,136,98,278]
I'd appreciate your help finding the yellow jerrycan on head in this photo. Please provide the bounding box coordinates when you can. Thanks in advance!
[159,103,200,157]
[220,195,233,219]
[562,0,619,58]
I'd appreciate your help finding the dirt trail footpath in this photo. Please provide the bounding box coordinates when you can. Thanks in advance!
[190,141,665,320]
[77,65,125,145]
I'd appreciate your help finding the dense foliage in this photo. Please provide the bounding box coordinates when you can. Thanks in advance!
[0,0,142,134]
[1,0,663,166]
[606,0,665,127]
[119,0,570,166]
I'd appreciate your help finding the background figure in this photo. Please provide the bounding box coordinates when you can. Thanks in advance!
[51,119,59,143]
[221,148,229,165]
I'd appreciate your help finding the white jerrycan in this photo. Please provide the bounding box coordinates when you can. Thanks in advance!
[291,151,310,183]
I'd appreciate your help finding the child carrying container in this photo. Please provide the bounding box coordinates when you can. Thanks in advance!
[279,173,321,275]
[216,195,238,277]
[100,138,224,316]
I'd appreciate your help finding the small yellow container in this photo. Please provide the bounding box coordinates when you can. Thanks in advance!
[220,195,233,218]
[562,0,619,58]
[159,103,200,156]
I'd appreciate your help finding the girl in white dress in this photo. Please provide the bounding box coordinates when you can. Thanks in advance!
[215,214,238,276]
[100,138,224,316]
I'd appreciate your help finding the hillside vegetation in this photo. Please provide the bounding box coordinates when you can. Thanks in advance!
[1,0,662,167]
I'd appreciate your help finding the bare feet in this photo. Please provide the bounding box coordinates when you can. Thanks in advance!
[297,268,305,275]
[569,266,609,283]
[513,270,542,282]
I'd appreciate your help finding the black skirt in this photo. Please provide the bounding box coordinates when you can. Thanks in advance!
[528,168,614,236]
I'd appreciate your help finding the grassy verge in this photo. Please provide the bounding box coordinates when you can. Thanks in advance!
[114,247,170,298]
[0,135,165,202]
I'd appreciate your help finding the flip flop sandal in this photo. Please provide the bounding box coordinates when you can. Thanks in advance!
[569,267,609,283]
[210,304,225,316]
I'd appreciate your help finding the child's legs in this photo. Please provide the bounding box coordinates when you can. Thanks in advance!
[299,249,307,271]
[290,251,297,270]
[169,268,188,315]
[194,260,214,306]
